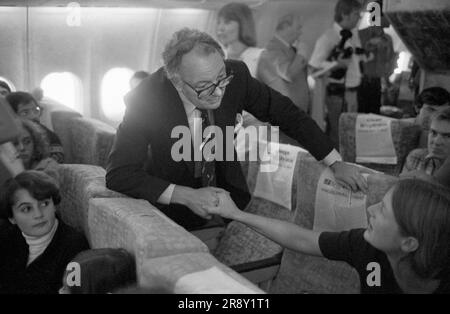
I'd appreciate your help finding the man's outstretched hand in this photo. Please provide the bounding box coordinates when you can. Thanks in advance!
[330,161,372,193]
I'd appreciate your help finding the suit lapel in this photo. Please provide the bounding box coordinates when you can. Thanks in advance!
[159,74,196,175]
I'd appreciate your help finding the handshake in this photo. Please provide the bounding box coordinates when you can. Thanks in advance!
[180,186,242,221]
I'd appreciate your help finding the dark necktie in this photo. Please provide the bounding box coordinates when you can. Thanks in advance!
[291,45,297,54]
[194,109,216,187]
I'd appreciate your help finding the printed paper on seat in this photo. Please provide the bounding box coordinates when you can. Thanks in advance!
[313,168,368,232]
[355,114,397,164]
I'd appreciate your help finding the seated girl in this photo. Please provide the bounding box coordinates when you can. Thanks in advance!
[59,248,136,294]
[205,179,450,294]
[13,118,60,182]
[0,170,89,294]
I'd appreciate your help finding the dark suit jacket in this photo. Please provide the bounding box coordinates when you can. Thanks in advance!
[0,219,89,294]
[106,60,334,229]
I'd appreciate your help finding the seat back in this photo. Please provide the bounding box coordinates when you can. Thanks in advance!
[51,110,82,163]
[140,252,264,294]
[339,113,421,175]
[57,164,125,236]
[88,198,209,279]
[68,117,116,168]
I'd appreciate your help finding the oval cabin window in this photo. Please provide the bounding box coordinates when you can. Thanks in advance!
[101,67,134,122]
[41,72,83,113]
[0,76,16,94]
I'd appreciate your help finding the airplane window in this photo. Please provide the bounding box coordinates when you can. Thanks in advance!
[0,76,16,93]
[101,67,134,122]
[41,72,83,113]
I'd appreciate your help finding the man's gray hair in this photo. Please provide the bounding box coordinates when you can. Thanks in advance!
[162,28,225,79]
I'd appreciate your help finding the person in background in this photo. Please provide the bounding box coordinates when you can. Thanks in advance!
[0,171,89,294]
[402,108,450,176]
[6,91,64,163]
[216,2,263,79]
[309,0,364,148]
[258,14,310,113]
[12,118,60,182]
[129,71,150,90]
[205,179,450,293]
[0,80,11,97]
[358,6,395,114]
[59,248,136,294]
[414,87,450,148]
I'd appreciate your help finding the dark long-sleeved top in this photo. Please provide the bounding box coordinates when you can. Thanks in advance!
[0,219,89,294]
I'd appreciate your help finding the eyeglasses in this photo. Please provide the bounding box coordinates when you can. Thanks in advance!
[18,106,41,118]
[183,72,234,99]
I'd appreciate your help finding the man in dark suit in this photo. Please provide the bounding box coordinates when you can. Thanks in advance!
[106,28,368,230]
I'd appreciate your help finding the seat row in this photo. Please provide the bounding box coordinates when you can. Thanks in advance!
[45,104,403,293]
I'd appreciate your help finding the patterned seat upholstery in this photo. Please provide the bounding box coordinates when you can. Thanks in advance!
[140,252,264,293]
[68,117,116,168]
[88,198,209,279]
[213,150,307,287]
[57,164,125,236]
[270,158,398,294]
[51,109,82,163]
[339,113,421,175]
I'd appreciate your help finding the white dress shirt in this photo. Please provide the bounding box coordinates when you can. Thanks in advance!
[309,22,362,88]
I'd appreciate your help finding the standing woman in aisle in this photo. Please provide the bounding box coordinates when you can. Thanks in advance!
[216,2,264,79]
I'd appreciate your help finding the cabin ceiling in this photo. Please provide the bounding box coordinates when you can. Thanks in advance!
[384,0,450,73]
[0,0,291,9]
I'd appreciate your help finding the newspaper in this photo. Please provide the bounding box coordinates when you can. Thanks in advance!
[253,142,304,210]
[355,114,397,164]
[313,168,369,231]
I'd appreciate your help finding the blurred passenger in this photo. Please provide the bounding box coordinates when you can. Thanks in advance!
[403,108,450,176]
[358,10,395,114]
[309,0,364,147]
[129,71,149,90]
[414,87,450,148]
[258,14,310,112]
[205,179,450,293]
[216,2,263,78]
[6,92,64,163]
[13,119,60,182]
[31,87,44,102]
[60,248,136,294]
[0,170,89,294]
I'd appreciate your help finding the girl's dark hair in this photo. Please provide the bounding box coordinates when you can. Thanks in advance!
[67,248,136,294]
[5,91,39,114]
[218,2,257,47]
[392,179,450,280]
[0,170,61,219]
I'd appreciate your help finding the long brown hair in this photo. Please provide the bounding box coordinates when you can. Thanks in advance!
[392,179,450,280]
